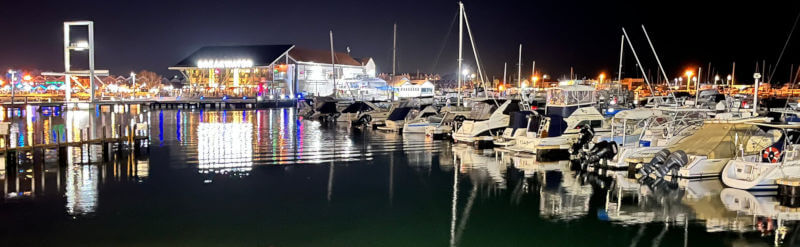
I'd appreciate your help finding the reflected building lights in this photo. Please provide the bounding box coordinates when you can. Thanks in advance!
[197,122,254,175]
[65,162,99,216]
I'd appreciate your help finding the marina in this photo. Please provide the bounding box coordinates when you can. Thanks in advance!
[3,0,800,246]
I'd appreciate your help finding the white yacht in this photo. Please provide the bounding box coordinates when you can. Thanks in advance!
[637,117,773,179]
[339,101,393,126]
[503,85,605,158]
[452,99,522,147]
[721,123,800,190]
[380,105,437,132]
[493,111,533,147]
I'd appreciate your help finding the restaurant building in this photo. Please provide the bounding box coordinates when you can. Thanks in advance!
[169,44,375,99]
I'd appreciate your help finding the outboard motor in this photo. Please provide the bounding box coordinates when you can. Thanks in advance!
[570,124,595,155]
[654,150,688,178]
[638,149,670,177]
[582,141,619,169]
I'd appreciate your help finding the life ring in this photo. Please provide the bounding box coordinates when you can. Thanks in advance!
[763,147,781,163]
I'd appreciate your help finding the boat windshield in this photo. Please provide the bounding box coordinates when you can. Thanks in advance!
[546,86,596,106]
[467,102,497,120]
[387,107,412,121]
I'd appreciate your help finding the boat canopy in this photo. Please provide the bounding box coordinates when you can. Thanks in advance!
[407,106,438,120]
[341,101,377,113]
[670,122,772,159]
[546,85,596,106]
[387,107,413,121]
[315,101,339,114]
[613,108,661,120]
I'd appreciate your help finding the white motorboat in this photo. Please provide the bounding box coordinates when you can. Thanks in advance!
[504,85,605,158]
[452,99,522,147]
[638,117,774,179]
[493,111,533,147]
[339,101,393,126]
[722,123,800,190]
[402,108,442,134]
[580,108,662,170]
[381,105,437,132]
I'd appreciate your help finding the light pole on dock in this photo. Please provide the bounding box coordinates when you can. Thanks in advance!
[8,70,16,104]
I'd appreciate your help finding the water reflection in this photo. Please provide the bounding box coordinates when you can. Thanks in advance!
[65,162,98,215]
[197,122,254,175]
[6,107,800,246]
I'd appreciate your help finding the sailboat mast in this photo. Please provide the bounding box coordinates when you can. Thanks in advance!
[503,62,507,86]
[457,2,464,106]
[393,22,397,76]
[641,25,675,96]
[330,30,336,98]
[622,28,655,97]
[517,44,522,89]
[617,35,624,83]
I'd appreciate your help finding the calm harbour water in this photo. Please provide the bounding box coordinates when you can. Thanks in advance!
[0,106,792,246]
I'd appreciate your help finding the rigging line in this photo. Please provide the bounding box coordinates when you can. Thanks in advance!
[780,68,800,115]
[768,9,800,84]
[432,9,459,73]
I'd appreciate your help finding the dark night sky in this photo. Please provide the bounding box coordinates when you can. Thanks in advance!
[1,0,800,83]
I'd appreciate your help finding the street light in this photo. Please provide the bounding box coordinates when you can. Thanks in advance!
[714,75,720,85]
[462,69,470,76]
[599,73,605,83]
[726,75,732,88]
[685,70,693,90]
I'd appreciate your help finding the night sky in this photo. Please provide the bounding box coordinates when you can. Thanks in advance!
[2,0,800,83]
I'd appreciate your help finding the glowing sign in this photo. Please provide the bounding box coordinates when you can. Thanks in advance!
[197,59,254,68]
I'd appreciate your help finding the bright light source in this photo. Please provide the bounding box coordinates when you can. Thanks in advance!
[685,70,693,77]
[462,69,470,76]
[714,75,720,81]
[727,75,732,80]
[75,41,89,50]
[22,75,32,81]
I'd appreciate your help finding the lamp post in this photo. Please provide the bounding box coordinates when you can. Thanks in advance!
[8,70,16,105]
[714,75,720,86]
[685,70,693,91]
[130,72,136,100]
[726,75,732,90]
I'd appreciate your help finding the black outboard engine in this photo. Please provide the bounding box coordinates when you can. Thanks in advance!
[638,149,670,177]
[582,141,619,170]
[654,150,688,178]
[571,124,595,155]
